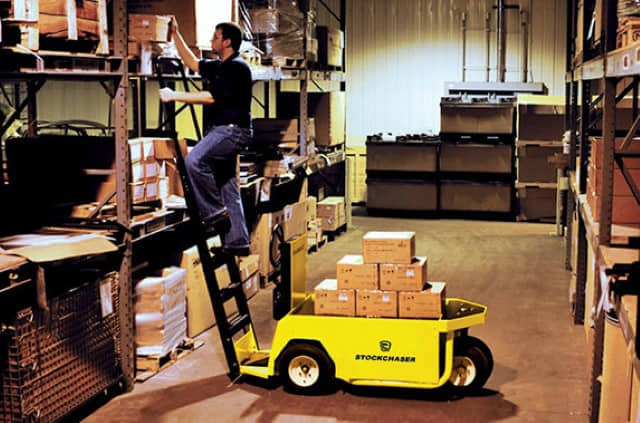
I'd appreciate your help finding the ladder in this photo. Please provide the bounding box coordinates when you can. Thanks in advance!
[171,139,256,381]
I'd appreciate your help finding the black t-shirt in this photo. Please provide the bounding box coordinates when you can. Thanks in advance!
[199,52,252,132]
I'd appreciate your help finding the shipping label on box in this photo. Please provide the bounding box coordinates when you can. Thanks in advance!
[337,255,378,290]
[129,139,143,162]
[131,162,145,182]
[363,232,416,264]
[145,161,159,180]
[398,282,446,319]
[314,279,355,316]
[158,176,170,200]
[380,256,428,291]
[356,290,397,318]
[145,179,159,201]
[131,182,145,203]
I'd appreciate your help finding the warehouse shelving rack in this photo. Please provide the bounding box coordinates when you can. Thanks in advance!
[565,1,640,421]
[0,0,136,399]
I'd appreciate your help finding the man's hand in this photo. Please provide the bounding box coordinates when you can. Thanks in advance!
[159,87,175,103]
[169,16,178,40]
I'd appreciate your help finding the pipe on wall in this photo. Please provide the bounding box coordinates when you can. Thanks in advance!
[496,0,506,82]
[461,12,467,82]
[485,12,491,82]
[521,10,529,83]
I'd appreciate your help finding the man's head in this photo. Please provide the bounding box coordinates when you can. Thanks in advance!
[212,22,242,54]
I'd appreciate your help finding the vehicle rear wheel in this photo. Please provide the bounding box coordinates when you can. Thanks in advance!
[279,344,333,394]
[447,336,493,394]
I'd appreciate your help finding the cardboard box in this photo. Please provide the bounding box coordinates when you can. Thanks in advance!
[440,144,512,174]
[516,185,556,221]
[129,14,171,42]
[599,315,633,423]
[307,196,317,221]
[356,290,397,318]
[316,26,344,68]
[181,247,243,337]
[516,144,563,183]
[440,103,514,134]
[517,103,565,141]
[440,181,512,213]
[314,279,355,316]
[243,272,260,300]
[128,0,197,48]
[367,180,437,211]
[590,137,640,169]
[283,201,307,240]
[131,162,145,182]
[362,232,416,264]
[145,160,159,181]
[317,196,345,231]
[145,179,159,201]
[131,182,145,203]
[250,211,284,278]
[164,160,184,197]
[129,139,143,162]
[337,255,378,290]
[314,92,345,146]
[253,118,315,144]
[158,176,170,200]
[239,255,260,282]
[380,257,428,291]
[589,163,640,197]
[398,282,447,319]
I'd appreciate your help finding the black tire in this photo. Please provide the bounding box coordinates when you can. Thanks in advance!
[278,344,334,394]
[447,336,493,394]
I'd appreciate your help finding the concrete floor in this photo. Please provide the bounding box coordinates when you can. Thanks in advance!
[85,213,588,422]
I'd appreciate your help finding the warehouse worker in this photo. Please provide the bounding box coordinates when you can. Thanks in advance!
[160,18,252,256]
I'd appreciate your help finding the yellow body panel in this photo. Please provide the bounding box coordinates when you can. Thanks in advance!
[235,296,487,388]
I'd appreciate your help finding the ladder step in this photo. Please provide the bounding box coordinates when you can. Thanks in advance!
[220,282,244,303]
[228,313,252,336]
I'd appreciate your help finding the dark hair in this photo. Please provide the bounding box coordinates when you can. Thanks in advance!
[216,22,242,52]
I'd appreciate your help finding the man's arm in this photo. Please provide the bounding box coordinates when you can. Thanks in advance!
[170,17,199,73]
[159,87,214,105]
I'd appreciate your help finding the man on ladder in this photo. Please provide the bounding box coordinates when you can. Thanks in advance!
[160,18,252,257]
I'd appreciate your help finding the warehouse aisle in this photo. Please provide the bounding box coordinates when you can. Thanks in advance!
[85,214,587,422]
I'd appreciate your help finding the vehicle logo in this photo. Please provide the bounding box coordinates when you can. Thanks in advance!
[379,340,392,352]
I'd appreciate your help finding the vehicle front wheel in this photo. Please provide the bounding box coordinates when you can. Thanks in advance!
[279,344,333,394]
[447,336,493,394]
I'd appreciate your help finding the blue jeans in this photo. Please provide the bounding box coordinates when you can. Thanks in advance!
[185,125,251,249]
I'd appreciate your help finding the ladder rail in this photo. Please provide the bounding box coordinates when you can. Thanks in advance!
[172,137,254,381]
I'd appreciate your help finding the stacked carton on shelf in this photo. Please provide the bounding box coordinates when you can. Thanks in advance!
[135,267,187,356]
[314,232,446,319]
[128,137,186,203]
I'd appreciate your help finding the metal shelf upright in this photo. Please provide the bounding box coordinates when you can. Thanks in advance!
[566,1,640,421]
[0,0,135,392]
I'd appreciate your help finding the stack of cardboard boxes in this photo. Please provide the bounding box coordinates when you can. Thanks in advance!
[128,137,185,204]
[134,267,187,356]
[314,232,446,319]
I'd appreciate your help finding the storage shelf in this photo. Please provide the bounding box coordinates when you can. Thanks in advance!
[0,70,124,81]
[568,43,640,81]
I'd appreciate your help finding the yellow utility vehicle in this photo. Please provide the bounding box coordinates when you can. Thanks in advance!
[234,235,493,395]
